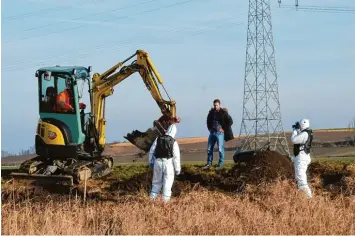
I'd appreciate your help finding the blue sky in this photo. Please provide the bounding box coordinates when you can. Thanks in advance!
[1,0,355,153]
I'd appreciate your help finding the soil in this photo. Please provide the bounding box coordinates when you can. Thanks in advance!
[2,153,354,204]
[0,150,295,202]
[232,150,294,182]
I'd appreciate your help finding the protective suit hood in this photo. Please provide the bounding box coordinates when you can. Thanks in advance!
[300,119,310,131]
[165,124,177,138]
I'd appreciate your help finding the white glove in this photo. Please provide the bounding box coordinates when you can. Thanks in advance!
[175,170,180,176]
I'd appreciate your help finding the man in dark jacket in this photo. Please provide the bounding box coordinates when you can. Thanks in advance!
[202,99,234,170]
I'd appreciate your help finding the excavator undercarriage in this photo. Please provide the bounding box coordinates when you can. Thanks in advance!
[10,116,167,186]
[11,154,114,186]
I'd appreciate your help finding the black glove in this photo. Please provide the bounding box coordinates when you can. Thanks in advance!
[292,122,300,129]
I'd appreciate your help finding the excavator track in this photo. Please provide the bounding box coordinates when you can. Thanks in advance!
[18,155,48,174]
[65,156,114,184]
[10,155,114,186]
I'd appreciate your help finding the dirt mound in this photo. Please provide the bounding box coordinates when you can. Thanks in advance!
[232,150,294,183]
[72,151,295,199]
[172,150,294,194]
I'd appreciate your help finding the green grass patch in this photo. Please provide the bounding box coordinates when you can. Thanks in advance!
[110,164,150,181]
[2,158,354,182]
[312,157,355,164]
[1,166,19,170]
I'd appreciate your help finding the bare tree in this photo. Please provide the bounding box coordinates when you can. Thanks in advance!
[348,117,355,146]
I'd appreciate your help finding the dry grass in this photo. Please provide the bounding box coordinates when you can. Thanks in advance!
[2,180,355,235]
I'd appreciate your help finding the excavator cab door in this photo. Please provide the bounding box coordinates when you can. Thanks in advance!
[37,68,86,149]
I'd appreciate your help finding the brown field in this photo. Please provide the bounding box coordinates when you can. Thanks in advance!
[1,129,355,234]
[2,181,355,235]
[2,150,355,235]
[2,129,354,165]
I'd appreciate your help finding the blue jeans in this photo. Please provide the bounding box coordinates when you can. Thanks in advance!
[207,131,225,166]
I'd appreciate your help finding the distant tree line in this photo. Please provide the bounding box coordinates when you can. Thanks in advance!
[1,145,35,157]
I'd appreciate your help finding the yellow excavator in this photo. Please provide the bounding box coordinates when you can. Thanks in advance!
[11,50,178,186]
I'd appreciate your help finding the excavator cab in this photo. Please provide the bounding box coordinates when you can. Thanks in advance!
[35,66,90,158]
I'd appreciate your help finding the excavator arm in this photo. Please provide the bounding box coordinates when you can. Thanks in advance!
[91,50,178,152]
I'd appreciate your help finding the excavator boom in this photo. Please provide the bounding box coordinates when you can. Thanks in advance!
[92,50,178,152]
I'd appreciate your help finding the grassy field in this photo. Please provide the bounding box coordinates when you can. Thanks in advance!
[1,156,355,235]
[2,181,355,235]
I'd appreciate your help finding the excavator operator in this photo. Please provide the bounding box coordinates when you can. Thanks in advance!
[56,78,86,112]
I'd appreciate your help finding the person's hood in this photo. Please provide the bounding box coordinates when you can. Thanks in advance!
[165,124,177,138]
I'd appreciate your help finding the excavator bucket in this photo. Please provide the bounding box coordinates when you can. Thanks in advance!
[124,116,171,152]
[124,128,160,153]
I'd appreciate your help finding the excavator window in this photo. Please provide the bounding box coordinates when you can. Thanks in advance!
[56,77,76,113]
[40,73,56,113]
[39,72,76,114]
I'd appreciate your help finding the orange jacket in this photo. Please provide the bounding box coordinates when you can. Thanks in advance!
[56,89,73,112]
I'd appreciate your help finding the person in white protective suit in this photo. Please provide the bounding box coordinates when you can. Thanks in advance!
[148,123,181,202]
[291,118,314,199]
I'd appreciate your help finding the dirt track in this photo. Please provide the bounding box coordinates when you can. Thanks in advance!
[2,147,355,166]
[105,129,355,156]
[2,130,354,165]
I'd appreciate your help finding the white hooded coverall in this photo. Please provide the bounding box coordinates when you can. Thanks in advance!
[291,129,312,198]
[149,124,181,202]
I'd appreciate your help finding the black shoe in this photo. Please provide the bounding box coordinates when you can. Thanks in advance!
[202,164,211,170]
[216,164,224,170]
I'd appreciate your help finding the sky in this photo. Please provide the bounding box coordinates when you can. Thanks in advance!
[1,0,355,153]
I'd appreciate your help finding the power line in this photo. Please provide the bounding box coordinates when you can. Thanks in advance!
[277,0,355,10]
[3,0,160,36]
[3,0,100,21]
[3,11,252,68]
[3,22,245,72]
[291,8,355,14]
[4,3,246,67]
[4,9,292,70]
[3,9,292,72]
[283,4,355,10]
[3,0,197,44]
[298,5,355,10]
[3,16,244,69]
[282,5,355,12]
[281,6,355,14]
[279,3,355,14]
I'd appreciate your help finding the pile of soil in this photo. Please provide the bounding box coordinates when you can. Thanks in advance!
[232,150,294,183]
[166,150,295,194]
[91,150,295,197]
